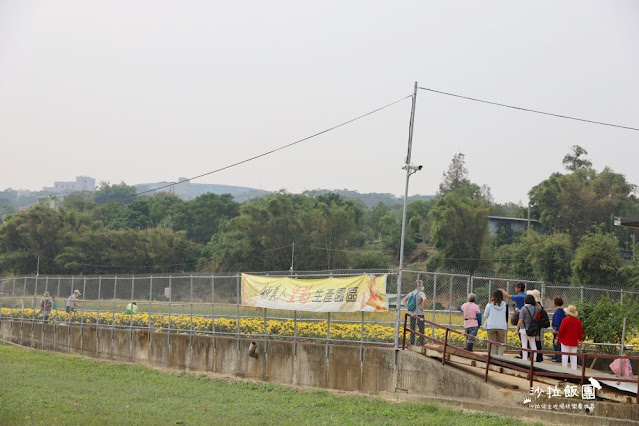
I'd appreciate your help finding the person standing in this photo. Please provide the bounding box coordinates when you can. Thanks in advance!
[65,290,81,314]
[527,289,545,362]
[516,294,540,361]
[551,297,566,362]
[461,293,481,352]
[484,289,508,355]
[500,282,526,356]
[401,281,427,345]
[39,291,52,321]
[557,305,583,370]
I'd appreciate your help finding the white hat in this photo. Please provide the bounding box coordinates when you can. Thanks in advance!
[526,289,541,304]
[74,290,81,295]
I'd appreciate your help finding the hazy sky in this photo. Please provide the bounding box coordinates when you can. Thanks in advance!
[1,1,637,204]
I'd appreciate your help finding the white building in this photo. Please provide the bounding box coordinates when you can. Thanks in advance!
[44,176,96,194]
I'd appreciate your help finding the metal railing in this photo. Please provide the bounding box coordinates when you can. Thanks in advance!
[402,314,639,405]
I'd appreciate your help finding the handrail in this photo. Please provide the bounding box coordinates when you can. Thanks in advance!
[402,313,639,404]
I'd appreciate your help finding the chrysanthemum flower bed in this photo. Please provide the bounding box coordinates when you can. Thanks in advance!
[6,307,633,349]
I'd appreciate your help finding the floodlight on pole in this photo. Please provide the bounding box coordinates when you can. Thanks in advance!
[394,81,420,353]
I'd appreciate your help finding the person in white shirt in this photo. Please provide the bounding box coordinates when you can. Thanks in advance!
[65,290,81,313]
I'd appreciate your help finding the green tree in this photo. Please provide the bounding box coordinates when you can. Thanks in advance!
[562,145,592,171]
[439,152,470,194]
[427,190,489,273]
[572,231,624,286]
[173,193,239,243]
[530,232,573,283]
[93,182,137,205]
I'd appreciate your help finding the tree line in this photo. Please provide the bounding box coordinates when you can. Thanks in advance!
[0,146,637,288]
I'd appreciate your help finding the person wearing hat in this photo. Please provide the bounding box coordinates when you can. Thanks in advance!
[65,290,81,314]
[557,305,583,370]
[527,289,546,362]
[39,291,52,321]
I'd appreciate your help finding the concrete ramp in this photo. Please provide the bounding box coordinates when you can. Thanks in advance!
[491,354,638,395]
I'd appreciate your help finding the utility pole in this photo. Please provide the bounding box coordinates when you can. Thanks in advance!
[394,81,420,352]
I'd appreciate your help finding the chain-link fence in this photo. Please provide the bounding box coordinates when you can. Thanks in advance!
[1,270,637,350]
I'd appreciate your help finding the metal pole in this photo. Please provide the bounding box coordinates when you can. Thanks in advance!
[22,277,27,326]
[97,277,102,336]
[394,81,419,352]
[31,276,38,328]
[620,317,627,359]
[129,277,135,329]
[290,242,295,275]
[432,275,437,338]
[236,274,241,349]
[448,275,453,327]
[112,277,117,332]
[148,276,153,339]
[10,277,16,324]
[189,275,194,346]
[55,277,61,328]
[81,276,86,331]
[211,276,216,335]
[168,276,172,338]
[326,311,331,358]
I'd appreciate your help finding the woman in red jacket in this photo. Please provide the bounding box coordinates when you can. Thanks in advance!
[557,305,583,370]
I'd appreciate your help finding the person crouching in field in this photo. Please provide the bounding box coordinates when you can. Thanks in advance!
[125,302,138,315]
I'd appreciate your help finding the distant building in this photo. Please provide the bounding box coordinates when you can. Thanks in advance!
[43,176,96,194]
[134,178,270,202]
[487,216,543,234]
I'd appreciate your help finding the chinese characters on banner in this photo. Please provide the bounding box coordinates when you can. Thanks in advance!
[241,274,389,312]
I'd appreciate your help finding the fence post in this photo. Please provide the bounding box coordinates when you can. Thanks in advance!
[148,275,153,341]
[129,276,135,331]
[432,274,437,338]
[466,275,470,296]
[168,275,172,345]
[32,275,38,328]
[326,312,331,359]
[97,276,102,337]
[22,277,27,326]
[81,276,87,333]
[620,288,624,303]
[189,275,194,346]
[236,274,241,350]
[211,276,216,337]
[112,277,117,339]
[54,277,61,330]
[541,282,545,306]
[10,277,16,325]
[360,311,365,363]
[293,310,298,358]
[580,286,584,304]
[448,275,453,327]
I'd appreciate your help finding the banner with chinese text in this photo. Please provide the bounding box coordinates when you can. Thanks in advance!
[241,273,389,312]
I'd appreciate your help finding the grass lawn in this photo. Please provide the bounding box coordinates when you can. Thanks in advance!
[0,343,539,426]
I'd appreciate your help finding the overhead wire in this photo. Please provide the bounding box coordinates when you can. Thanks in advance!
[131,94,412,198]
[418,87,639,131]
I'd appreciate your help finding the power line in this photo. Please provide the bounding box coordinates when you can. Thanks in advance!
[418,87,639,131]
[132,95,412,198]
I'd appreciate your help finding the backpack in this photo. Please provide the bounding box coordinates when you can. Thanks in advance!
[406,291,419,312]
[539,307,550,329]
[524,306,540,337]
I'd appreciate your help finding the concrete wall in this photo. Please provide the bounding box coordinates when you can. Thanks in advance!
[2,320,637,425]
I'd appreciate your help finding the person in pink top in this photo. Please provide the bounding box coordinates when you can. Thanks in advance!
[461,293,481,352]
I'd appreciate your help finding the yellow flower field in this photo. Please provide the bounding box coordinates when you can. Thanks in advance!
[0,307,569,348]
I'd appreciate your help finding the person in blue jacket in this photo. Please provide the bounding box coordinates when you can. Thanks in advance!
[551,296,566,362]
